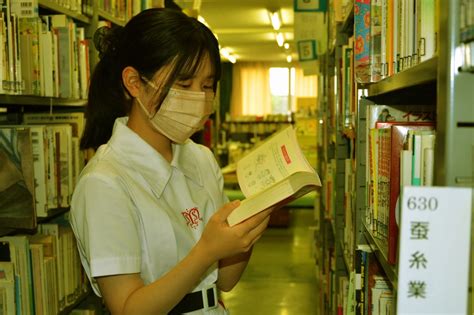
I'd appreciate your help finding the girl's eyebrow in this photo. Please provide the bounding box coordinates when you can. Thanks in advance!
[177,74,215,80]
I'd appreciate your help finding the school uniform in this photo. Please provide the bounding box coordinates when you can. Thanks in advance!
[70,117,229,314]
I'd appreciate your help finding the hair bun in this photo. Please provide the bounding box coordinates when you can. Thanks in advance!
[93,25,124,59]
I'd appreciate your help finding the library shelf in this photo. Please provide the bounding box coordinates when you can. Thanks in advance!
[58,289,91,315]
[98,9,127,26]
[363,224,398,288]
[0,95,87,107]
[39,0,91,24]
[366,57,438,105]
[0,228,15,238]
[37,208,71,223]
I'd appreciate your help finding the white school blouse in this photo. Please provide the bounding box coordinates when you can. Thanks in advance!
[70,117,229,314]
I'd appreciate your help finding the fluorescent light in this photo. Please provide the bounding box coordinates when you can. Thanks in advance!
[275,32,284,47]
[268,11,281,31]
[220,47,237,63]
[284,43,290,49]
[286,55,292,63]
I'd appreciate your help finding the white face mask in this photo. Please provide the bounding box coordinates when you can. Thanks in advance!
[137,83,215,144]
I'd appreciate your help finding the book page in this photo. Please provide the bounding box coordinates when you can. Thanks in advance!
[236,126,315,198]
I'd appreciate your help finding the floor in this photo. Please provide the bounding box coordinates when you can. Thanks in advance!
[221,208,319,315]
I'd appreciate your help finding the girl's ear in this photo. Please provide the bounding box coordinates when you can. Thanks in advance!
[122,66,142,98]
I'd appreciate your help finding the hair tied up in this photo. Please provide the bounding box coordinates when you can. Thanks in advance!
[93,25,124,60]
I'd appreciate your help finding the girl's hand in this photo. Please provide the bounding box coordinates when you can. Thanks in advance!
[197,200,273,262]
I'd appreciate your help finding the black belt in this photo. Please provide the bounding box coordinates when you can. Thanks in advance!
[169,284,218,314]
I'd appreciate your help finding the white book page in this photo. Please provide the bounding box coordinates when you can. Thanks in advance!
[236,126,314,198]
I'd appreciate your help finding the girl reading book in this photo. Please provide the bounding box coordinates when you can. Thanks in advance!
[70,8,273,314]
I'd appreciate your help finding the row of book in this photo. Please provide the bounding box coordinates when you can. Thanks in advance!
[0,112,85,229]
[460,0,473,43]
[0,1,91,98]
[460,0,474,72]
[98,0,170,22]
[41,0,94,17]
[337,245,394,315]
[365,104,435,265]
[0,219,88,314]
[354,0,437,83]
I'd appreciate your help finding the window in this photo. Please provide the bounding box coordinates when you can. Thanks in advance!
[230,63,317,117]
[269,67,317,114]
[269,67,291,114]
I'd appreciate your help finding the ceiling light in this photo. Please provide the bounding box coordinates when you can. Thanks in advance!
[220,48,237,63]
[286,55,292,63]
[268,10,281,31]
[284,43,290,49]
[275,32,284,47]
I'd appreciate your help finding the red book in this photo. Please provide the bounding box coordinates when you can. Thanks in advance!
[385,122,434,264]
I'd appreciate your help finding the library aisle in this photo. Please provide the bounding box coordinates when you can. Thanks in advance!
[221,209,319,315]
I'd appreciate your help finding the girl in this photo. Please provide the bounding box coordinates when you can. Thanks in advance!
[70,8,273,315]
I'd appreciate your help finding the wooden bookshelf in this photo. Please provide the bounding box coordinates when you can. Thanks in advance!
[0,95,87,107]
[363,224,398,288]
[98,9,127,26]
[39,0,91,24]
[366,57,438,105]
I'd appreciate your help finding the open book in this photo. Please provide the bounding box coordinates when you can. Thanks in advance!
[227,125,321,226]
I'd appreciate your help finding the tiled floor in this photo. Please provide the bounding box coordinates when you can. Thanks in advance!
[221,208,319,315]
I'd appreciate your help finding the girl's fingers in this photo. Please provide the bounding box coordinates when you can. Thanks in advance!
[216,200,241,222]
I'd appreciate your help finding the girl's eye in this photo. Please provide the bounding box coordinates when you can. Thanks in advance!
[176,83,191,88]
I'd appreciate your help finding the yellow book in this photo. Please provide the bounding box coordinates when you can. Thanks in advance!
[227,126,321,226]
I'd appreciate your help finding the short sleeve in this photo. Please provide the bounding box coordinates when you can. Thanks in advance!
[70,173,141,295]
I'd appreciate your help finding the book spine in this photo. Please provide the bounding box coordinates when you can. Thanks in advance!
[411,133,422,186]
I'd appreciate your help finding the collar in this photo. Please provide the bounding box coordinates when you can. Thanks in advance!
[108,117,203,197]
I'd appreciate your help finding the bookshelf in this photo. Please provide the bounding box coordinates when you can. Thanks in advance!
[39,0,92,24]
[0,1,151,314]
[97,9,127,27]
[315,0,473,314]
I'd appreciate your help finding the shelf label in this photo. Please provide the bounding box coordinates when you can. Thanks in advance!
[294,0,327,12]
[297,40,317,61]
[397,186,472,315]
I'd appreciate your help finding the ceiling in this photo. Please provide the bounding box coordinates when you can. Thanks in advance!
[175,0,295,63]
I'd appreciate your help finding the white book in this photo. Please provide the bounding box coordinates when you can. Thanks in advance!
[226,126,321,226]
[411,133,422,186]
[77,27,89,100]
[393,0,399,72]
[0,15,5,94]
[52,27,59,97]
[30,243,47,315]
[49,124,72,207]
[40,28,54,96]
[45,126,58,209]
[29,125,49,216]
[418,0,435,62]
[407,0,414,68]
[39,223,65,310]
[5,4,14,93]
[420,133,435,185]
[0,262,16,315]
[0,236,34,315]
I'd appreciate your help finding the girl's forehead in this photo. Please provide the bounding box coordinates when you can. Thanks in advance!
[179,54,214,78]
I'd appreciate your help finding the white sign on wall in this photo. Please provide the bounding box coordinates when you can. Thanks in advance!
[298,40,317,61]
[397,186,472,315]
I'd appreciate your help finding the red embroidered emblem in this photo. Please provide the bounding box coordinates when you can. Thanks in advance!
[181,207,202,229]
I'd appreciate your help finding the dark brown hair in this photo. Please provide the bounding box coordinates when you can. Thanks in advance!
[80,8,221,150]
